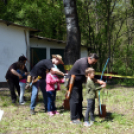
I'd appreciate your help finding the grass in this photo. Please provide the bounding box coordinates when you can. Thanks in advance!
[0,84,134,134]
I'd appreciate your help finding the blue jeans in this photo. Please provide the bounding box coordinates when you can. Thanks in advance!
[19,82,26,103]
[85,99,95,121]
[30,79,47,110]
[47,90,56,112]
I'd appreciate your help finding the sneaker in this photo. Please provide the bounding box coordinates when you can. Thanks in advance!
[19,101,26,105]
[84,121,94,127]
[53,111,60,115]
[30,109,35,115]
[70,120,82,124]
[48,111,54,116]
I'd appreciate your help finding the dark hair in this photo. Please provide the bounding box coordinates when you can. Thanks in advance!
[88,53,99,59]
[18,55,27,62]
[17,61,25,69]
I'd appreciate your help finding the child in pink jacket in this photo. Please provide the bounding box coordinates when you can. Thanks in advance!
[46,70,64,116]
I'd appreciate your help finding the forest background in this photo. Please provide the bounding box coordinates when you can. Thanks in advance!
[1,0,134,85]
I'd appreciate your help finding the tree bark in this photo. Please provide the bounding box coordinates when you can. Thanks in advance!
[63,0,81,68]
[1,0,7,5]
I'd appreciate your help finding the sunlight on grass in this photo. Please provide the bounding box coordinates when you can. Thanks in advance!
[0,85,134,133]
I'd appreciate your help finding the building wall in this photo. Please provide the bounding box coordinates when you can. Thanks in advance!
[0,23,28,82]
[30,38,88,59]
[81,47,88,57]
[0,22,88,83]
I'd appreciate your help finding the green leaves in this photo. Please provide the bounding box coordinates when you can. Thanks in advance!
[1,0,134,79]
[0,0,66,39]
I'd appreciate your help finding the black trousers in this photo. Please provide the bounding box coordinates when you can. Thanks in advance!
[85,99,95,121]
[8,80,20,101]
[69,99,83,120]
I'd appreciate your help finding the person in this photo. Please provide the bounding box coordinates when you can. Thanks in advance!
[5,56,28,103]
[67,53,106,124]
[84,67,106,127]
[30,54,64,115]
[16,64,28,105]
[46,70,64,116]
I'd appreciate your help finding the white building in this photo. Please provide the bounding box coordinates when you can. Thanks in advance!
[30,35,88,70]
[0,19,88,86]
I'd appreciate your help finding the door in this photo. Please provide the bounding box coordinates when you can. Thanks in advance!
[30,48,46,69]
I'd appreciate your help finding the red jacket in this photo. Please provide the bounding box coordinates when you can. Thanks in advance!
[46,73,64,91]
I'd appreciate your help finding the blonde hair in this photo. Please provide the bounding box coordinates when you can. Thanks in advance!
[85,67,95,77]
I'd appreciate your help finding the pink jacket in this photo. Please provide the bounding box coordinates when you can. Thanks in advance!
[46,73,64,92]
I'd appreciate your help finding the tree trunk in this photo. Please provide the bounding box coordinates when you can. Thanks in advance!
[63,0,81,69]
[1,0,7,5]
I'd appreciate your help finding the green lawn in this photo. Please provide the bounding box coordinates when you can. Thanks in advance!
[0,84,134,134]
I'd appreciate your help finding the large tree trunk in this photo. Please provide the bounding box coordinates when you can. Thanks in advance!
[63,0,81,70]
[1,0,7,5]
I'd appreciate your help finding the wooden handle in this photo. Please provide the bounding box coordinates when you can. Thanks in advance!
[66,75,75,99]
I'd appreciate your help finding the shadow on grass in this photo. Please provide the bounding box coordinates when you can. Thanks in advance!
[96,112,125,123]
[95,112,114,122]
[57,106,69,114]
[38,105,68,114]
[0,89,10,97]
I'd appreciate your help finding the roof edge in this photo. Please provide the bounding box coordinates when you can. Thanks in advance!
[0,19,40,32]
[30,35,88,48]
